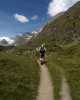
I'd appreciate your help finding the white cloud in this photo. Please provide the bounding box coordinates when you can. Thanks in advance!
[14,13,29,23]
[31,15,38,20]
[0,37,14,45]
[32,31,38,34]
[48,0,80,17]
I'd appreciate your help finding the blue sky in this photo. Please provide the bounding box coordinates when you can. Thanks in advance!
[0,0,79,37]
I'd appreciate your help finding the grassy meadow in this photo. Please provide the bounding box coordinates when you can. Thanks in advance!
[0,51,40,100]
[47,43,80,100]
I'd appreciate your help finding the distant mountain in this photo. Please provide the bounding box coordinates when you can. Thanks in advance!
[32,31,39,37]
[0,37,15,51]
[22,32,31,37]
[0,37,15,46]
[14,32,33,46]
[14,31,40,46]
[0,39,9,46]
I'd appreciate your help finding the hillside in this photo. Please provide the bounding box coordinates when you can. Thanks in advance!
[0,1,80,100]
[31,1,80,49]
[0,52,40,100]
[31,2,80,100]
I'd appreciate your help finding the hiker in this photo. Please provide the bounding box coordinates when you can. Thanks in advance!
[39,44,46,64]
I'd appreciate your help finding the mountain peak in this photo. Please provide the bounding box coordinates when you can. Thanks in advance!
[0,37,14,46]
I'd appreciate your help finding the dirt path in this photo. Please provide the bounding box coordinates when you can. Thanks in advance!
[60,76,72,100]
[57,66,72,100]
[36,61,54,100]
[36,60,72,100]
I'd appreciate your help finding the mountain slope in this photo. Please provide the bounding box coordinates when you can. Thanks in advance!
[31,1,80,49]
[30,2,80,100]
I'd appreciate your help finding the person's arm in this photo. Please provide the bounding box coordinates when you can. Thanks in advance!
[44,47,46,52]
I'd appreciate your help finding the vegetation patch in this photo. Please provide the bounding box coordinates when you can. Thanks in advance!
[47,53,62,100]
[0,52,40,100]
[47,43,80,100]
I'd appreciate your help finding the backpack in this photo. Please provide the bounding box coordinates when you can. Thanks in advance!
[40,47,45,54]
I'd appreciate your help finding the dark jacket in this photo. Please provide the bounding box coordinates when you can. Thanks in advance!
[40,47,46,58]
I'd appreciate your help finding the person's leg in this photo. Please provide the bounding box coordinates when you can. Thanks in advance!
[40,53,45,64]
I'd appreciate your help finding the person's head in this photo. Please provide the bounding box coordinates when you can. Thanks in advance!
[41,43,45,48]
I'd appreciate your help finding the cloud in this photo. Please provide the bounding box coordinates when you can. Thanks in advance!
[48,0,80,17]
[31,15,38,20]
[14,13,29,23]
[0,37,14,45]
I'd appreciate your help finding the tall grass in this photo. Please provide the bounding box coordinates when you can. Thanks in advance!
[47,43,80,100]
[47,53,62,100]
[0,52,40,100]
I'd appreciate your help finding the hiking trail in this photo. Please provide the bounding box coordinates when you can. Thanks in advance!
[60,76,72,100]
[36,60,72,100]
[36,60,54,100]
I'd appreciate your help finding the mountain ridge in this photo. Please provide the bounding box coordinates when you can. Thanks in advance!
[30,1,80,48]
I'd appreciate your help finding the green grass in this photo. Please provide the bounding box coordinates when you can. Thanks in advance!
[57,44,80,100]
[47,43,80,100]
[46,53,62,100]
[0,52,40,100]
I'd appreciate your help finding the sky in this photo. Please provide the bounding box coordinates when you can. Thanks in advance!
[0,0,79,37]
